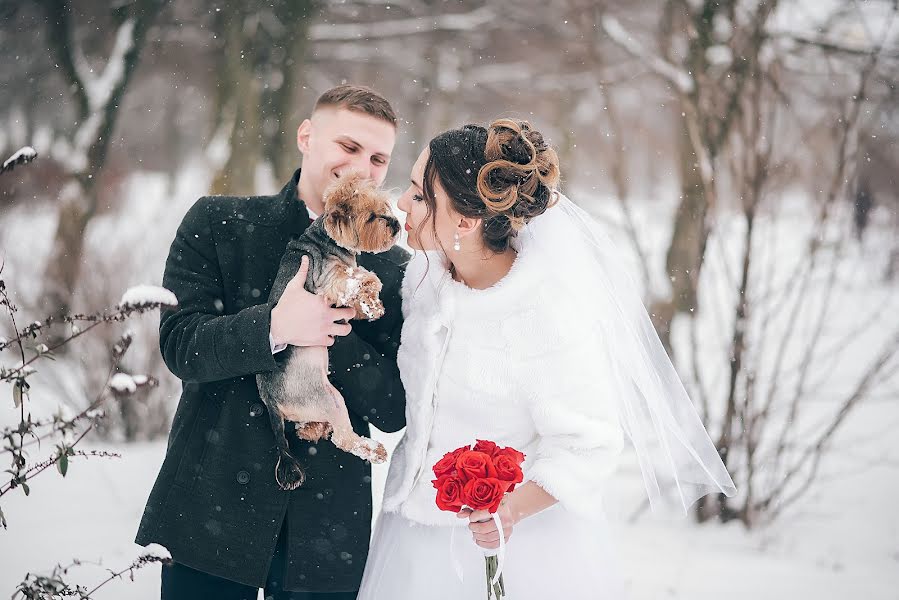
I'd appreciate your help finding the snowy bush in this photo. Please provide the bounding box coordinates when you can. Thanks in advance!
[0,155,174,596]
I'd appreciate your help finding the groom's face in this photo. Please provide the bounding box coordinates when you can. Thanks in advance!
[297,107,396,204]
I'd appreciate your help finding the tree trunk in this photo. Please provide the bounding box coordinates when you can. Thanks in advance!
[267,0,317,185]
[650,109,708,352]
[39,0,162,317]
[211,6,262,196]
[42,179,95,316]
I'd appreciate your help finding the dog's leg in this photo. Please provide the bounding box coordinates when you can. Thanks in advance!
[313,338,386,463]
[324,382,388,463]
[319,263,385,321]
[256,372,305,490]
[349,266,385,321]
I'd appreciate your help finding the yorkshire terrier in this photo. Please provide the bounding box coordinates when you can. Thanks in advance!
[258,173,401,490]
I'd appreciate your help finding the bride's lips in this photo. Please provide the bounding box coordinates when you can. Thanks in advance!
[404,222,412,232]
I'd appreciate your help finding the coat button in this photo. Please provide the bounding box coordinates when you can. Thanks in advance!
[236,470,250,485]
[249,403,264,417]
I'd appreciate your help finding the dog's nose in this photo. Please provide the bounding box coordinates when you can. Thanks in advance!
[386,216,400,236]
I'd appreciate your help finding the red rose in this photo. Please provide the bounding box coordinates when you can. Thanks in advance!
[494,446,525,466]
[432,447,468,478]
[455,451,497,481]
[461,477,507,513]
[473,439,499,457]
[433,475,465,512]
[493,454,524,493]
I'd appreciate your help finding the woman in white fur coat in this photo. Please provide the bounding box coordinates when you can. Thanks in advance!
[357,119,735,599]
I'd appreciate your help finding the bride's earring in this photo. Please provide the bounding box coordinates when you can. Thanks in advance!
[453,232,461,251]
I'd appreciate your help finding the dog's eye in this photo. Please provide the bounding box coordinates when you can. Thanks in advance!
[367,213,378,223]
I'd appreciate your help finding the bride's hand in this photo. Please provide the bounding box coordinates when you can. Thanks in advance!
[457,499,516,549]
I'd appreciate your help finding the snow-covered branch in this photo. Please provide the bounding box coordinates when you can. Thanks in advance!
[601,15,695,94]
[0,147,37,174]
[309,5,495,41]
[83,19,137,112]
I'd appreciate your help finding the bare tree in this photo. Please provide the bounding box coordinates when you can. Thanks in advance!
[38,0,169,318]
[683,2,899,526]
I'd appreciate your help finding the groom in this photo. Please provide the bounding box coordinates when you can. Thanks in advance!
[136,85,409,599]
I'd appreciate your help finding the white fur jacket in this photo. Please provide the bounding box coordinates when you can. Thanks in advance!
[381,238,625,526]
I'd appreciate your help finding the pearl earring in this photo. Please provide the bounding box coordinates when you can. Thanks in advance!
[453,232,461,251]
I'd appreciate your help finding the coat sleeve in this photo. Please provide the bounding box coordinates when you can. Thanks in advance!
[522,331,624,519]
[159,197,279,384]
[327,251,409,433]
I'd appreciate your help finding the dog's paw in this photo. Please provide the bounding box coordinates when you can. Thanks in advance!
[355,272,385,320]
[355,437,388,464]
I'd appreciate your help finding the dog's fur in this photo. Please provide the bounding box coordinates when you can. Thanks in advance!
[257,173,401,490]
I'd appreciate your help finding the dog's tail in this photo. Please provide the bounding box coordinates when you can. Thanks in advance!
[274,448,305,490]
[257,370,306,491]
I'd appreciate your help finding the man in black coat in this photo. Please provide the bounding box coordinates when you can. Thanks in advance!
[136,85,409,599]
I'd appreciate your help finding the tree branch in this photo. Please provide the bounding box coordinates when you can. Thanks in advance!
[308,5,495,41]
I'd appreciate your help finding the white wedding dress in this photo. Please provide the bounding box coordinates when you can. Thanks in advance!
[357,194,735,599]
[357,240,627,597]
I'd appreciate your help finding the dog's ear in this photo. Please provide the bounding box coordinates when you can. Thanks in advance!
[324,172,367,212]
[323,200,352,241]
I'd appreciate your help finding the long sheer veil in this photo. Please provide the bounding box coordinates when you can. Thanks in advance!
[518,192,737,513]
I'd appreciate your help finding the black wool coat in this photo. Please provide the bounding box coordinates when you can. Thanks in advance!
[135,170,409,592]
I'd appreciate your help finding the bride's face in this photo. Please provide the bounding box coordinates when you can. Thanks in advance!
[397,149,459,253]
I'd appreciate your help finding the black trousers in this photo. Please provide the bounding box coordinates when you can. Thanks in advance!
[160,523,358,600]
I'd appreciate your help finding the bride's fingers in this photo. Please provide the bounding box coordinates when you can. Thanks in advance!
[472,531,501,544]
[468,509,491,523]
[468,520,496,534]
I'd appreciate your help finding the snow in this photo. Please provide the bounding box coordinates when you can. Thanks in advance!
[140,543,171,562]
[2,146,37,170]
[705,45,733,66]
[0,420,896,599]
[11,363,36,377]
[109,373,137,394]
[119,285,178,309]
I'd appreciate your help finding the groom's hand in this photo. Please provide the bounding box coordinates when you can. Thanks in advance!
[270,255,356,347]
[459,503,516,550]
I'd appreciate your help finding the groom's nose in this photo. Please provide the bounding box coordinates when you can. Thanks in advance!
[348,156,375,181]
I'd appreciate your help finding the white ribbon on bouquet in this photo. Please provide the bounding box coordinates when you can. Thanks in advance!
[450,510,506,587]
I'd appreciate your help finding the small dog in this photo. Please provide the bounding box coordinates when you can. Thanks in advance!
[258,173,401,490]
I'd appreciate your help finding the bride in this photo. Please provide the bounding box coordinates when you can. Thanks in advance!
[357,119,736,599]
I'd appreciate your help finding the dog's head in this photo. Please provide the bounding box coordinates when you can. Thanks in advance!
[322,173,400,253]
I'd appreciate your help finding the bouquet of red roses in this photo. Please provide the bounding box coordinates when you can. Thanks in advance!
[431,440,525,600]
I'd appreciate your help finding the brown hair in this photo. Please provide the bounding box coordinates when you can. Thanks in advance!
[421,118,560,254]
[314,84,397,127]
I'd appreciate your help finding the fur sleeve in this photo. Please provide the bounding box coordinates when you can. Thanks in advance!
[519,307,625,519]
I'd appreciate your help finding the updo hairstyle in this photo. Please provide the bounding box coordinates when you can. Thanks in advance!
[421,118,560,253]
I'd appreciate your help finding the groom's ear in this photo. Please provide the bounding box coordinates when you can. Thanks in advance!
[297,119,313,155]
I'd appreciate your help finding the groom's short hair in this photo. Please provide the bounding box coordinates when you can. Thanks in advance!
[314,84,397,128]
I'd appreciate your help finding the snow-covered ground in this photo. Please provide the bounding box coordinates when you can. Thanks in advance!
[1,415,896,599]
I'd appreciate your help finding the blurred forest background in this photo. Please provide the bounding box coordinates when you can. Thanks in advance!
[1,0,897,545]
